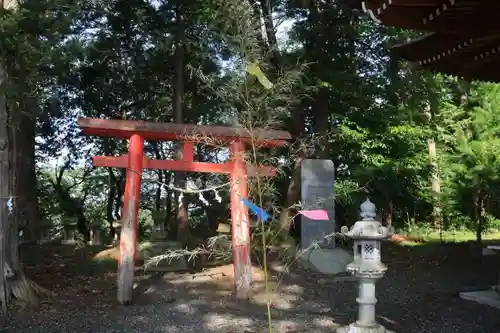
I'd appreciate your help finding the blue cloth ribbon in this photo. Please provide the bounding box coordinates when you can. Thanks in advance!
[241,198,270,222]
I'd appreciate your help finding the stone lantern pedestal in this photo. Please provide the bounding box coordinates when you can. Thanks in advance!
[138,211,187,272]
[61,217,78,244]
[337,199,394,333]
[151,211,168,241]
[89,222,103,245]
[38,220,53,244]
[112,220,122,247]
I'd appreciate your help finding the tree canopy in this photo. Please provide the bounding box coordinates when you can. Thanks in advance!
[1,0,500,310]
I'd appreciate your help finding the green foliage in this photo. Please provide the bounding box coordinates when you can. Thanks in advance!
[4,0,500,254]
[138,209,154,240]
[436,83,500,236]
[8,0,500,325]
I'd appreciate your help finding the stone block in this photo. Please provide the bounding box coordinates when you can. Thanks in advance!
[300,159,335,249]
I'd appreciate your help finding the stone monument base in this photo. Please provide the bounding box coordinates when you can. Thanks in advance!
[137,240,187,272]
[298,247,353,275]
[459,289,500,309]
[337,323,394,333]
[89,229,102,246]
[151,230,168,241]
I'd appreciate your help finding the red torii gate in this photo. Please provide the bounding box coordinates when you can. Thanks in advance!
[78,117,291,304]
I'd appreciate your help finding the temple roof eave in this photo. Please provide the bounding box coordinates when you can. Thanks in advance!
[390,32,500,83]
[350,0,499,34]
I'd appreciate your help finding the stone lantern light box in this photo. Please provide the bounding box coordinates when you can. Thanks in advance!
[355,239,381,263]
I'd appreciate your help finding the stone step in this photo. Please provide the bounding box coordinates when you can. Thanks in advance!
[460,290,500,310]
[138,240,187,271]
[298,248,353,275]
[482,245,500,256]
[217,223,231,234]
[137,239,233,273]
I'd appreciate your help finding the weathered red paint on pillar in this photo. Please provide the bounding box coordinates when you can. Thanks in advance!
[229,140,252,299]
[117,134,144,305]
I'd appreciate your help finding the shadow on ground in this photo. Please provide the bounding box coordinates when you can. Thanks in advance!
[0,241,499,332]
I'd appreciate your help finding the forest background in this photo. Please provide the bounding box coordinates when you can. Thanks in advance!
[1,0,500,309]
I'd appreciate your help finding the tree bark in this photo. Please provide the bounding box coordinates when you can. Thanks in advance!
[114,171,125,220]
[155,170,163,212]
[106,168,117,237]
[382,200,393,227]
[255,1,305,241]
[428,138,442,229]
[474,190,484,244]
[278,149,305,239]
[307,1,330,159]
[0,64,48,313]
[163,170,173,236]
[259,0,281,72]
[248,0,269,55]
[151,142,164,213]
[0,60,11,313]
[104,137,117,236]
[172,4,199,271]
[15,109,39,242]
[423,100,442,230]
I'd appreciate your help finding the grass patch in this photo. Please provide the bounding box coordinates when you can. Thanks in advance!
[397,228,500,245]
[76,257,118,276]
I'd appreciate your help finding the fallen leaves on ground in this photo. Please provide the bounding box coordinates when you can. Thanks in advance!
[20,243,118,299]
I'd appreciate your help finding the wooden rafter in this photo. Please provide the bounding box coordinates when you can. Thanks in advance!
[350,0,499,33]
[391,32,500,82]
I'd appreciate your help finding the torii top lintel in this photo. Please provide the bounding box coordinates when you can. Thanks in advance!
[78,117,291,148]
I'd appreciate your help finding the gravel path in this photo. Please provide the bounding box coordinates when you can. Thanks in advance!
[1,242,499,332]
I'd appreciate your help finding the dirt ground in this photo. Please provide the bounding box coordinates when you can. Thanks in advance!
[1,241,500,332]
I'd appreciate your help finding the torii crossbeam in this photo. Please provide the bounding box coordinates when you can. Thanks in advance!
[78,117,291,304]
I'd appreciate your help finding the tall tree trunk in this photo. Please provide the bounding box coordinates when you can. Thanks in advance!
[155,170,163,212]
[428,138,442,229]
[172,4,199,271]
[106,168,117,236]
[423,102,442,230]
[114,171,125,220]
[0,64,47,313]
[163,170,173,236]
[248,0,268,55]
[382,200,393,227]
[278,148,306,240]
[0,56,12,313]
[151,142,164,213]
[253,0,305,241]
[15,108,39,242]
[259,0,281,71]
[104,137,117,237]
[307,1,329,159]
[474,190,484,244]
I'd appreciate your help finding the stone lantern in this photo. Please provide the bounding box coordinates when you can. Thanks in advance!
[61,216,78,244]
[151,211,168,240]
[337,199,394,333]
[89,221,103,246]
[38,220,53,244]
[112,220,122,247]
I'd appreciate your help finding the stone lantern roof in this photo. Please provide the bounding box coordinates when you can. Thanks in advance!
[340,199,393,240]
